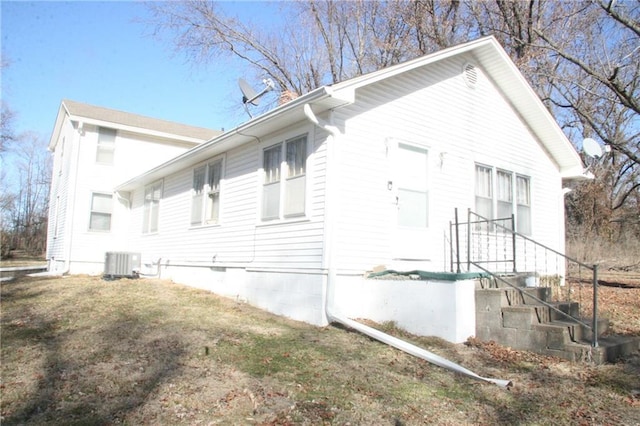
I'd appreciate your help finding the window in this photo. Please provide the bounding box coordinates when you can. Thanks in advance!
[96,127,116,164]
[191,159,223,226]
[474,164,532,235]
[516,175,531,235]
[284,136,307,216]
[474,165,493,221]
[143,181,162,234]
[89,192,112,231]
[262,135,308,220]
[497,170,513,228]
[262,144,282,220]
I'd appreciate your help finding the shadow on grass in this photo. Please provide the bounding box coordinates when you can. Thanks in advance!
[3,275,639,425]
[2,282,186,425]
[0,281,50,304]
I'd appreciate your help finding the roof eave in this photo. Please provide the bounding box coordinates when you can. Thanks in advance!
[469,38,584,174]
[65,115,208,145]
[48,103,71,151]
[561,166,592,180]
[115,86,349,192]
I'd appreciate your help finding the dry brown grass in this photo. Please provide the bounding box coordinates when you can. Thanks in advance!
[567,236,640,272]
[1,274,639,425]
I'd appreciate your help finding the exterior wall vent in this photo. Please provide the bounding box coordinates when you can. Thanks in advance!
[463,63,478,88]
[104,252,141,279]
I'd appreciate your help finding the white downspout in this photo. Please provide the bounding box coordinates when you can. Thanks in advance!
[62,121,85,275]
[303,104,511,388]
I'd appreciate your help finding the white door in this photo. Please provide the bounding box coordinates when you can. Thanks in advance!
[392,142,430,260]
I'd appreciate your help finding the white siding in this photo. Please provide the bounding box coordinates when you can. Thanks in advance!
[45,45,574,333]
[332,54,565,274]
[127,122,329,275]
[47,119,200,274]
[46,119,77,266]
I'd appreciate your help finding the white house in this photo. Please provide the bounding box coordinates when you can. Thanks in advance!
[46,100,221,275]
[47,37,586,343]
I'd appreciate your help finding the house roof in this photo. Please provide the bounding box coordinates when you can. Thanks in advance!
[48,100,221,150]
[326,36,585,178]
[116,36,585,191]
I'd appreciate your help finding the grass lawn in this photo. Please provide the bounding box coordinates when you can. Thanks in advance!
[1,274,639,425]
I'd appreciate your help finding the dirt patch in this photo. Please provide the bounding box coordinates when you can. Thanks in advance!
[1,274,639,425]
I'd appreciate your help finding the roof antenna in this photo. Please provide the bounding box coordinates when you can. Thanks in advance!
[239,78,275,118]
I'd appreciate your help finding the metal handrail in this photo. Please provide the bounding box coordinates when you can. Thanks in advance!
[467,210,596,271]
[472,263,594,332]
[451,208,599,347]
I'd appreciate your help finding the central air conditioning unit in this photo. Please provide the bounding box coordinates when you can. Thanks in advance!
[104,252,141,279]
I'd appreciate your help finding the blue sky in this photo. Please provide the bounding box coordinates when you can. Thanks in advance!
[1,0,278,142]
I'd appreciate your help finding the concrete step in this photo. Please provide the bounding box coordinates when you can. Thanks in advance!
[476,286,551,312]
[476,288,555,336]
[476,273,539,289]
[547,335,639,364]
[474,273,635,364]
[534,317,610,344]
[549,302,580,321]
[502,302,582,327]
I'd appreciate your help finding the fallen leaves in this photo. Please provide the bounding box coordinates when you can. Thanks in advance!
[2,274,639,425]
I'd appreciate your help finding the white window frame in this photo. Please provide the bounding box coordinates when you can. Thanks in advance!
[260,134,309,222]
[191,157,224,227]
[89,192,112,232]
[143,180,163,234]
[474,164,532,235]
[96,127,116,165]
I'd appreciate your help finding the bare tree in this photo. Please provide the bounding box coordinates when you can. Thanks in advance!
[1,102,16,154]
[147,0,639,248]
[1,58,16,154]
[535,1,639,242]
[2,132,51,257]
[462,0,639,243]
[147,0,315,97]
[404,0,468,53]
[146,1,446,95]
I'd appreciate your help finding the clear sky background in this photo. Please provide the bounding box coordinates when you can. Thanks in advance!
[1,0,277,143]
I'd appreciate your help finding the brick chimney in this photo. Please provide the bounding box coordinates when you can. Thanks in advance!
[279,90,299,105]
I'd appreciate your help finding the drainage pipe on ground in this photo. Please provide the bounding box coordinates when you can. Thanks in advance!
[326,308,511,388]
[303,103,511,389]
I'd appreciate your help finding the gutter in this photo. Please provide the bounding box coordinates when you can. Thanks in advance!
[115,86,346,192]
[304,104,511,388]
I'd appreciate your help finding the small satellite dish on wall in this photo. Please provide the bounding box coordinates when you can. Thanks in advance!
[582,138,603,159]
[238,78,275,117]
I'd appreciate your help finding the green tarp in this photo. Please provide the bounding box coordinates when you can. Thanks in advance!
[367,270,489,281]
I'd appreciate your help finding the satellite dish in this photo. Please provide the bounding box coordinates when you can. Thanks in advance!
[238,78,275,114]
[583,138,603,159]
[239,78,260,106]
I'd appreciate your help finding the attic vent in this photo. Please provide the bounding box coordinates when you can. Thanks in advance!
[462,63,478,88]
